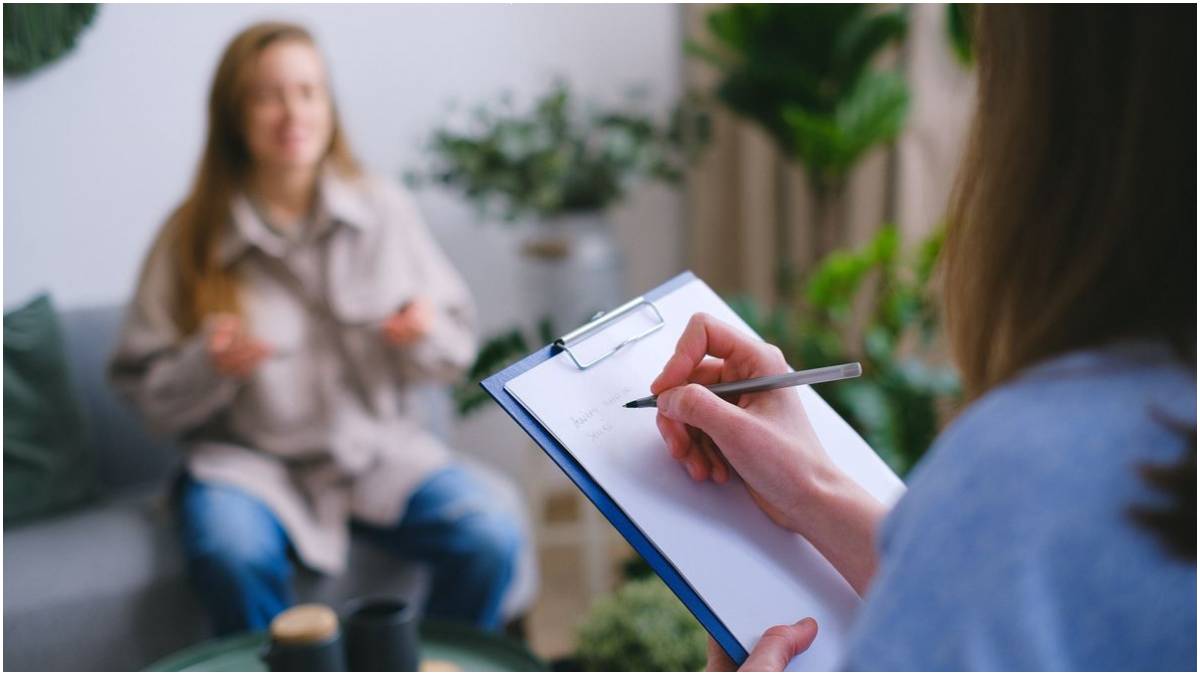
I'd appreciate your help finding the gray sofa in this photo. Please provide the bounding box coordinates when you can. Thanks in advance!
[3,305,536,671]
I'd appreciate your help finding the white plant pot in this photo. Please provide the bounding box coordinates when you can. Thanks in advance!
[517,213,626,337]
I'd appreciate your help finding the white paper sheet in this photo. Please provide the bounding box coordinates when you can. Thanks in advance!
[505,278,905,670]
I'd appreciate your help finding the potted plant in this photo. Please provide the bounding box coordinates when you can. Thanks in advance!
[730,226,960,475]
[573,576,707,672]
[412,80,706,331]
[689,3,910,294]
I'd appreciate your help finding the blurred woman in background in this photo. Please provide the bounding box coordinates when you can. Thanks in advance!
[110,22,520,635]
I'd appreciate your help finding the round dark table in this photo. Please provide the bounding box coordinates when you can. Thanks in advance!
[146,620,546,672]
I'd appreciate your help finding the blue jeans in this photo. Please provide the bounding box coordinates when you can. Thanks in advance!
[176,465,521,636]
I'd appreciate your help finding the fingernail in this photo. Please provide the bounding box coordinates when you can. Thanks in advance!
[796,618,817,630]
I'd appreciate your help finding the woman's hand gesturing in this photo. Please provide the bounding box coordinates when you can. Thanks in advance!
[206,313,272,379]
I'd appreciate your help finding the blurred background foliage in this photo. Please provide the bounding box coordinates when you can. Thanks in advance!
[4,3,98,76]
[729,226,959,476]
[945,4,977,66]
[687,3,911,295]
[574,576,707,672]
[455,317,557,416]
[410,80,709,222]
[688,3,909,193]
[460,226,959,477]
[458,4,977,477]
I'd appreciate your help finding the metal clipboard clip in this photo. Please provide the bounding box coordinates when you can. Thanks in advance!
[554,296,666,370]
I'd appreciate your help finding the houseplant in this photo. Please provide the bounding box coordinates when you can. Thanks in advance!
[946,4,977,65]
[730,225,959,475]
[574,576,707,672]
[417,81,701,222]
[413,80,706,331]
[414,81,707,415]
[689,3,909,293]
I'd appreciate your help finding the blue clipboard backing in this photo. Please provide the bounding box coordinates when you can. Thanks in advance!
[479,270,749,665]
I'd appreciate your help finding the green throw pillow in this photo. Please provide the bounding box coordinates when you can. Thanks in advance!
[4,294,94,524]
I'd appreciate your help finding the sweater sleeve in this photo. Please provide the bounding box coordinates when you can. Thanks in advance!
[107,233,241,438]
[378,181,478,384]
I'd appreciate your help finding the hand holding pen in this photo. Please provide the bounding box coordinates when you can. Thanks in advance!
[645,313,879,538]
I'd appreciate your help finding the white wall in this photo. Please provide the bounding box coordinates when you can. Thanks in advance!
[3,3,686,334]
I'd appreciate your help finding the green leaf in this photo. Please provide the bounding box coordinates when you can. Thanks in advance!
[693,3,910,178]
[864,326,894,363]
[4,4,98,76]
[411,80,702,220]
[866,224,901,265]
[455,329,529,416]
[576,578,706,672]
[914,227,945,284]
[536,316,557,346]
[683,38,735,70]
[752,222,961,475]
[832,9,909,86]
[804,247,874,313]
[782,71,908,179]
[946,4,977,66]
[827,379,906,473]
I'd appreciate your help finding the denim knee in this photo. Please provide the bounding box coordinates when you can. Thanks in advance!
[189,525,289,578]
[177,479,290,578]
[458,510,522,576]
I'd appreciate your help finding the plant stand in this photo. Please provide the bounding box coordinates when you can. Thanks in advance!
[517,215,626,334]
[521,439,619,602]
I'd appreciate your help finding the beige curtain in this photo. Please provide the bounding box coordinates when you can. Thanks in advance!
[683,4,975,306]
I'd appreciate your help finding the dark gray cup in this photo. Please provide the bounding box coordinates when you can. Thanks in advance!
[261,632,346,672]
[343,596,420,671]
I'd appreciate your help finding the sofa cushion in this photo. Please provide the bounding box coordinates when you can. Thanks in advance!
[4,294,95,523]
[58,305,182,492]
[3,488,182,615]
[3,488,206,670]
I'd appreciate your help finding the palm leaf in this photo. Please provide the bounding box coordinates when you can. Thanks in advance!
[832,9,909,86]
[782,70,908,179]
[946,4,976,65]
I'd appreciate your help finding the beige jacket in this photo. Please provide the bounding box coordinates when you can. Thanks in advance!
[109,169,477,574]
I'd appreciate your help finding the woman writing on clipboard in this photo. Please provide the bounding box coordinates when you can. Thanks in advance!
[110,22,520,635]
[653,6,1195,670]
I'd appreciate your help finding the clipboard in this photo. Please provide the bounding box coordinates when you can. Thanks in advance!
[480,270,750,663]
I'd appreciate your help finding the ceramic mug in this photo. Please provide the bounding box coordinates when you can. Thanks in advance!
[260,604,347,672]
[342,595,420,671]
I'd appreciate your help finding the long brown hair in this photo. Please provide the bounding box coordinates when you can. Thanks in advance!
[945,6,1195,555]
[159,21,360,335]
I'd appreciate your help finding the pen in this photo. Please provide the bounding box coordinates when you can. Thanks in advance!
[622,362,863,409]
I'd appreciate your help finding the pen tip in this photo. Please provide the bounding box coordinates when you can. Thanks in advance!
[623,401,635,408]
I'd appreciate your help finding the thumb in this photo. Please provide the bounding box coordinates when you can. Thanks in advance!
[740,619,818,672]
[657,384,755,449]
